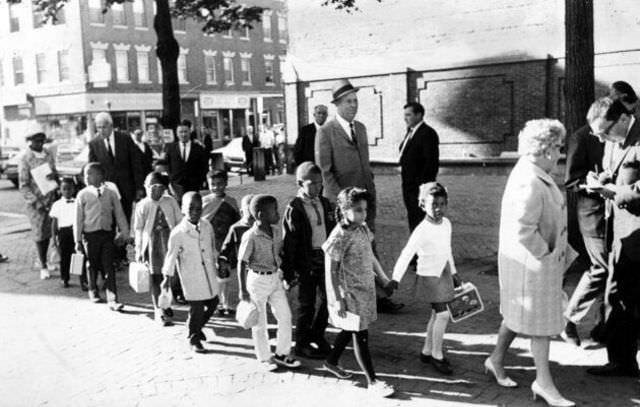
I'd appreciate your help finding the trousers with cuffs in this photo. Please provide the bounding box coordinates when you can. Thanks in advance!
[188,296,219,345]
[247,271,293,361]
[296,249,329,348]
[57,227,74,283]
[326,330,376,383]
[83,230,118,302]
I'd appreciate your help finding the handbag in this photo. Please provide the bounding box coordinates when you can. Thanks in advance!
[69,253,85,276]
[236,300,259,329]
[447,282,484,323]
[129,261,150,293]
[158,288,173,309]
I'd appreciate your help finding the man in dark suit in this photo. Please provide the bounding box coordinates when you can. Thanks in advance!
[585,97,640,378]
[131,128,154,176]
[89,112,144,223]
[294,104,328,166]
[399,102,439,231]
[166,120,208,200]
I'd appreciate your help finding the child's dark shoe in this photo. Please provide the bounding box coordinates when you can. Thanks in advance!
[323,362,352,379]
[273,354,301,368]
[430,356,453,375]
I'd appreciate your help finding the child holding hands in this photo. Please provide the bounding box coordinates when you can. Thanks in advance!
[322,187,395,398]
[391,182,461,375]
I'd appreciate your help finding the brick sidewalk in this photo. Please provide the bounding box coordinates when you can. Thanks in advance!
[1,173,638,407]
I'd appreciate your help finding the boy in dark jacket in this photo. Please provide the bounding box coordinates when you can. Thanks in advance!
[282,162,336,359]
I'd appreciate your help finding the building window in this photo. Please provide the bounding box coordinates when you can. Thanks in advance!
[157,58,162,83]
[89,0,104,24]
[13,56,24,85]
[224,29,232,38]
[9,3,20,32]
[57,50,70,81]
[277,14,287,43]
[240,57,251,85]
[137,51,149,83]
[115,49,129,82]
[262,12,272,42]
[241,26,250,40]
[36,53,47,84]
[53,7,65,24]
[0,60,4,87]
[33,0,44,28]
[264,60,274,85]
[92,48,106,64]
[133,0,145,27]
[223,55,234,84]
[204,54,216,84]
[178,53,187,83]
[112,3,126,26]
[174,17,186,32]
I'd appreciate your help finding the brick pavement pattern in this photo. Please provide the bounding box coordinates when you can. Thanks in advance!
[1,173,638,406]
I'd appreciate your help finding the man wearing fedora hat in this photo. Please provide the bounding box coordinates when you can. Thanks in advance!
[315,79,404,313]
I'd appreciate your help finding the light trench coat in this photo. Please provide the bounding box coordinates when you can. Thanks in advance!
[133,196,182,259]
[162,218,219,301]
[498,158,570,336]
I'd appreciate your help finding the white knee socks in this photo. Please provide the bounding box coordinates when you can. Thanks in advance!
[431,311,450,360]
[422,311,436,355]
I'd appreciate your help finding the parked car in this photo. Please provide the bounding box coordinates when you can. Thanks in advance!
[57,146,88,187]
[212,137,245,171]
[3,153,20,187]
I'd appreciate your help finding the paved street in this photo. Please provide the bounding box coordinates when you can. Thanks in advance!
[1,172,638,407]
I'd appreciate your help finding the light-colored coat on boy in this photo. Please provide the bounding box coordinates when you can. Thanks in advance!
[162,218,219,301]
[133,195,182,259]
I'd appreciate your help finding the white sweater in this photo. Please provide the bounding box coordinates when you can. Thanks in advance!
[392,217,457,281]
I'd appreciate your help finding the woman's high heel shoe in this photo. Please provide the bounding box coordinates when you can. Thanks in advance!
[531,381,575,407]
[483,358,518,388]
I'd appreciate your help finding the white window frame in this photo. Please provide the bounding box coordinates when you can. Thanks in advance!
[111,2,127,27]
[135,45,152,83]
[88,0,105,25]
[222,51,235,85]
[262,11,272,42]
[178,48,189,84]
[157,58,162,83]
[133,0,146,29]
[264,54,275,86]
[239,52,252,85]
[277,12,287,44]
[114,43,131,83]
[203,50,217,85]
[57,50,70,82]
[36,52,47,84]
[240,26,250,40]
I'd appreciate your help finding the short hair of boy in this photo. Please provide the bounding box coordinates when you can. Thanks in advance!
[85,162,105,176]
[249,194,277,218]
[419,182,448,201]
[181,191,202,212]
[145,171,169,187]
[403,101,425,117]
[179,119,192,128]
[295,161,321,181]
[207,169,228,182]
[60,176,76,188]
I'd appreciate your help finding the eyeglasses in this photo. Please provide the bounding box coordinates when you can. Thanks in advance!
[590,117,619,138]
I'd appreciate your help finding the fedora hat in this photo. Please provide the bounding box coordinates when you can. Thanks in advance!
[331,79,359,104]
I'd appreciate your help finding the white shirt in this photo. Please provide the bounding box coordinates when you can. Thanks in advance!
[335,113,355,141]
[392,217,457,280]
[104,132,116,158]
[178,141,191,161]
[603,115,636,173]
[131,136,146,153]
[50,197,76,228]
[400,121,424,157]
[314,121,322,131]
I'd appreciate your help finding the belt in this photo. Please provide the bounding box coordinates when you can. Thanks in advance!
[251,269,275,275]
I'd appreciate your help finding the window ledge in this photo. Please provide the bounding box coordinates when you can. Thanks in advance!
[117,80,132,84]
[264,38,272,43]
[139,80,152,84]
[225,81,235,86]
[113,24,128,29]
[134,26,148,31]
[206,81,217,85]
[242,81,252,86]
[90,22,106,27]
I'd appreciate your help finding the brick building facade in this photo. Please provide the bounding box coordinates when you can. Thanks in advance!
[283,0,640,162]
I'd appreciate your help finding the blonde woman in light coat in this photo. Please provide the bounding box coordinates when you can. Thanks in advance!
[485,119,575,407]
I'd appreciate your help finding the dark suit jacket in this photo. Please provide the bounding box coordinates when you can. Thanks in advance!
[134,141,154,177]
[399,122,439,190]
[88,132,144,203]
[315,118,375,202]
[294,123,317,166]
[608,119,640,262]
[166,141,208,193]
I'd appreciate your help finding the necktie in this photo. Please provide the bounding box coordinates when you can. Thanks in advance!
[349,122,358,146]
[399,127,412,153]
[182,143,187,161]
[106,139,114,160]
[96,187,102,198]
[309,200,322,226]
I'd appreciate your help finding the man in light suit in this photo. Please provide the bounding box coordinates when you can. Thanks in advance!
[89,112,144,223]
[294,104,328,166]
[585,97,640,378]
[399,102,440,231]
[315,79,403,313]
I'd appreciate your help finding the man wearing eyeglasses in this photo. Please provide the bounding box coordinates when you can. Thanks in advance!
[583,96,640,378]
[562,82,638,348]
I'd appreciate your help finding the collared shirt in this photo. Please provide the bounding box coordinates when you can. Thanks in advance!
[238,223,283,273]
[131,136,146,153]
[400,121,424,156]
[298,190,326,249]
[104,132,116,158]
[50,197,76,228]
[604,116,637,174]
[74,184,129,242]
[314,121,322,131]
[335,113,354,141]
[178,141,191,161]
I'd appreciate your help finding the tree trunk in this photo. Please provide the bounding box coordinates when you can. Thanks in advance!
[565,0,594,136]
[154,0,180,130]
